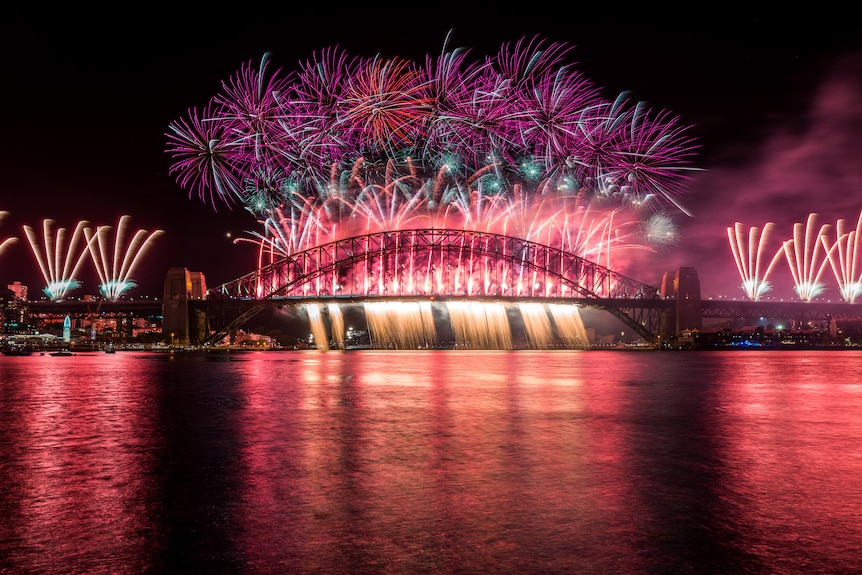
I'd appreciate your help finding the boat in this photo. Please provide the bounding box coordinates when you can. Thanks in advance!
[49,350,75,357]
[3,347,33,356]
[105,348,116,354]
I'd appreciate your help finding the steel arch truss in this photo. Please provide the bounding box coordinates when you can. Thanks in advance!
[209,229,664,341]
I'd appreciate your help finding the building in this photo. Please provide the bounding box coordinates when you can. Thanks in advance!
[7,281,27,301]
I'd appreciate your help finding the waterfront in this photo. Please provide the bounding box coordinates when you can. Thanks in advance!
[1,350,862,573]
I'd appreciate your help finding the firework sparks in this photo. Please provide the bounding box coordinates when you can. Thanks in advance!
[168,36,706,348]
[726,222,785,300]
[83,215,164,301]
[167,36,700,281]
[821,209,862,303]
[781,213,833,302]
[23,219,93,301]
[0,211,17,258]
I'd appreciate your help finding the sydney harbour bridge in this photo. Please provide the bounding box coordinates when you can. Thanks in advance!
[158,229,857,349]
[21,228,861,349]
[22,228,861,349]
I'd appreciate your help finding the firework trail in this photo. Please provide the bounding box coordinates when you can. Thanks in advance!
[726,222,785,300]
[83,215,164,301]
[166,34,700,283]
[781,213,833,302]
[0,211,17,257]
[23,219,93,301]
[821,209,862,303]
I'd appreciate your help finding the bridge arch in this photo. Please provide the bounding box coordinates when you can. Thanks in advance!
[206,229,665,345]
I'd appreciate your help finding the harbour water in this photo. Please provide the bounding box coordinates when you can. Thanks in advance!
[1,349,861,574]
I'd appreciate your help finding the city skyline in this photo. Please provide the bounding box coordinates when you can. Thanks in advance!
[2,12,862,300]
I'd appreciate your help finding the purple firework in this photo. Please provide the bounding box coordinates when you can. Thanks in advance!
[166,34,700,216]
[166,34,701,288]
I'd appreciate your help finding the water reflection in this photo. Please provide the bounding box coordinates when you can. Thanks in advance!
[713,352,862,572]
[1,350,862,573]
[0,354,161,573]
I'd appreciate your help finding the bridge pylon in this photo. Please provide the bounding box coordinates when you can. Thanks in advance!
[659,267,702,341]
[162,267,208,346]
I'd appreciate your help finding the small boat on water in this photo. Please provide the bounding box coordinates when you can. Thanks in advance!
[49,350,75,357]
[2,347,33,356]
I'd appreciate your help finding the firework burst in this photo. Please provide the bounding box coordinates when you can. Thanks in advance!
[781,213,833,302]
[727,222,785,300]
[167,35,701,285]
[821,209,862,303]
[84,215,164,301]
[0,211,17,257]
[23,219,93,300]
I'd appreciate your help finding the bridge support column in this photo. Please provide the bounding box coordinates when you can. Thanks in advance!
[659,267,703,341]
[162,267,208,346]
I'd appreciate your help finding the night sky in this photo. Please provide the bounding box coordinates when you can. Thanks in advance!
[3,10,862,300]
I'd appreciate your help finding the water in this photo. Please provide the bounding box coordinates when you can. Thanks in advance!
[2,350,862,574]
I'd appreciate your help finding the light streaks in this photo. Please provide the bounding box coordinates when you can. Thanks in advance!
[729,210,862,302]
[23,216,163,301]
[781,213,832,302]
[23,219,93,300]
[0,211,17,258]
[821,209,862,303]
[726,222,784,300]
[84,215,164,301]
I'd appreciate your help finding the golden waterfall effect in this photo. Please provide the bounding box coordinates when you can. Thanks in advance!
[447,301,513,350]
[549,304,589,349]
[518,302,555,349]
[364,301,437,349]
[328,303,345,349]
[306,303,329,350]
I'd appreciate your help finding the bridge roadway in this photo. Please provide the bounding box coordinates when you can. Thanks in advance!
[194,296,862,342]
[25,299,164,319]
[22,295,861,340]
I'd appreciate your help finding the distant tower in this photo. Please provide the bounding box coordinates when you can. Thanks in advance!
[63,315,71,344]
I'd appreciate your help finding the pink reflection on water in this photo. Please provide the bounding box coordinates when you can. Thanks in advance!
[711,351,862,570]
[7,350,861,572]
[0,353,160,573]
[230,351,654,573]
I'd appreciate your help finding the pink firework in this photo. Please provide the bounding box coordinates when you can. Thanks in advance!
[727,222,785,300]
[0,211,17,257]
[821,209,862,303]
[781,213,833,302]
[83,215,164,301]
[23,219,93,301]
[167,35,700,284]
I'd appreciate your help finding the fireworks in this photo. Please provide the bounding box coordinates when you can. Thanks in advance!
[23,219,93,300]
[782,213,833,302]
[166,35,701,284]
[0,211,17,257]
[727,222,784,300]
[728,211,862,302]
[23,216,163,301]
[166,36,706,348]
[84,215,164,301]
[821,209,862,303]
